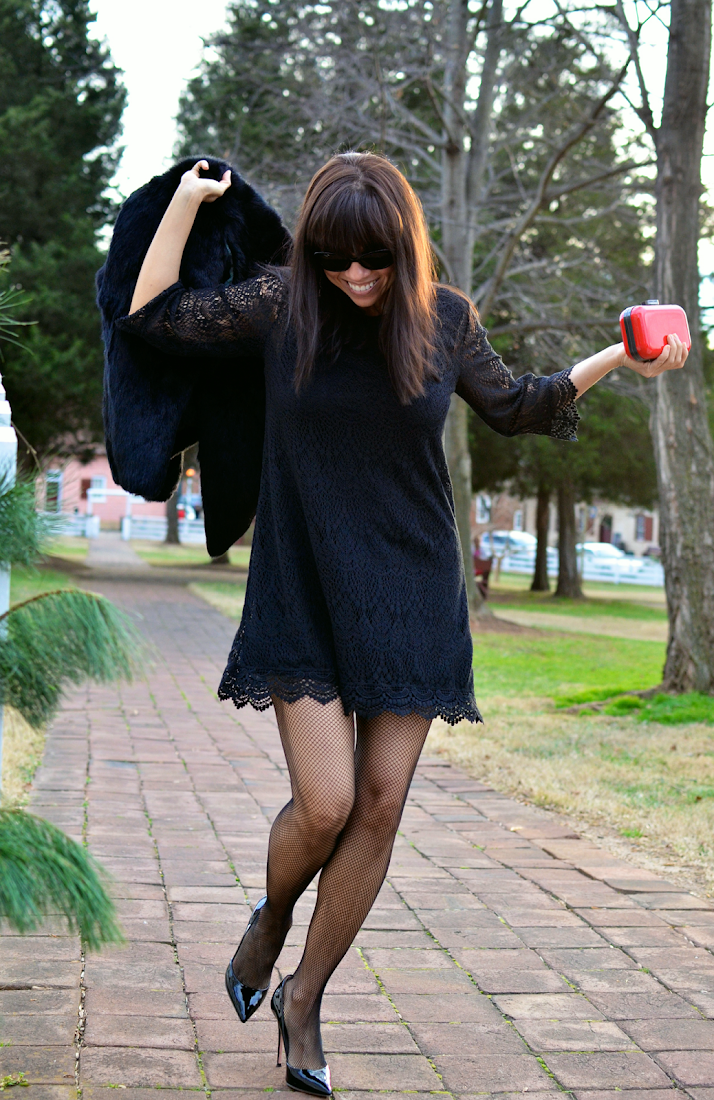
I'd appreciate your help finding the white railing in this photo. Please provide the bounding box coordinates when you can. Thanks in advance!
[500,549,664,587]
[124,515,206,545]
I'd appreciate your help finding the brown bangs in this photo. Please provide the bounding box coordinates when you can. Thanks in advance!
[289,151,438,405]
[305,179,403,257]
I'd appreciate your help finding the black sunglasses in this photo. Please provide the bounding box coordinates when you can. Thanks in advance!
[313,248,394,272]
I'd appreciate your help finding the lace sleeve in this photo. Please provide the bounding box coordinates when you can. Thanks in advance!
[453,301,580,441]
[115,272,286,358]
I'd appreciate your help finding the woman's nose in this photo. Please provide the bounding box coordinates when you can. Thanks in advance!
[344,262,373,282]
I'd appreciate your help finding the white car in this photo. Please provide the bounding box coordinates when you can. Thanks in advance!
[576,542,644,577]
[576,541,627,558]
[480,530,537,557]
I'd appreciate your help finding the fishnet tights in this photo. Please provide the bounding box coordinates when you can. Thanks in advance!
[231,696,430,1068]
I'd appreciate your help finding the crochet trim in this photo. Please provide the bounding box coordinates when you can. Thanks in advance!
[550,367,580,440]
[218,669,482,726]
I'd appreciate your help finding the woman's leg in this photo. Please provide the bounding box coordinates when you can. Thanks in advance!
[231,696,357,990]
[282,711,431,1068]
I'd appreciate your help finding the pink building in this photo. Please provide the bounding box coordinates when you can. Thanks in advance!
[42,453,168,529]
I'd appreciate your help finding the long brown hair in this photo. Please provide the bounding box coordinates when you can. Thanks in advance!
[289,152,438,404]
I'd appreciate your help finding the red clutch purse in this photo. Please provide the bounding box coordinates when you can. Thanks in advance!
[620,300,691,362]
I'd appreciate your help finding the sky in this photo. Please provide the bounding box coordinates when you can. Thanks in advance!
[88,0,230,200]
[88,0,714,302]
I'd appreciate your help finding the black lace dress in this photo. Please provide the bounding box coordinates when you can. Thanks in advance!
[118,274,579,724]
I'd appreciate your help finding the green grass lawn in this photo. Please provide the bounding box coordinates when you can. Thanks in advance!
[472,631,664,701]
[132,541,251,569]
[45,536,89,563]
[490,589,667,622]
[11,565,79,604]
[493,570,666,606]
[188,580,246,619]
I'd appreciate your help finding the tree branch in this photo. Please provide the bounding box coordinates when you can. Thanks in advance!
[613,0,658,140]
[475,63,630,318]
[487,317,620,336]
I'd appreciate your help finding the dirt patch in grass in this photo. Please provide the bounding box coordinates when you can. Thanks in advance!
[491,608,668,642]
[427,705,714,896]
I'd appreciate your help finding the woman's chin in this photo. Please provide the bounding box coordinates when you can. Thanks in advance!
[346,289,383,310]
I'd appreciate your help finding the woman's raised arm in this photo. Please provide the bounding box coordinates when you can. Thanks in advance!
[129,161,231,314]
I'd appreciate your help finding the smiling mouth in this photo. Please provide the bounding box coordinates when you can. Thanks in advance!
[346,278,378,294]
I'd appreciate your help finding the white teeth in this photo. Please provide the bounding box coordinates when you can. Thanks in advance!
[347,279,377,293]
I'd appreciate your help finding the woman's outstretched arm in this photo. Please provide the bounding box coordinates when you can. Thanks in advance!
[129,161,231,314]
[568,335,688,396]
[455,302,689,441]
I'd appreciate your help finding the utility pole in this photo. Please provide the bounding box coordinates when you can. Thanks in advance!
[0,372,18,800]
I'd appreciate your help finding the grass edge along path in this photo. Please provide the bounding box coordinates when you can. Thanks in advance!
[1,566,79,802]
[429,629,714,895]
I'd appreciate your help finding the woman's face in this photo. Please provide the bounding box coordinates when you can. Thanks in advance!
[324,260,394,315]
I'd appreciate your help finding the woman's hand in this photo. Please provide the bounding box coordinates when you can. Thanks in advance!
[178,160,231,205]
[618,333,689,378]
[570,334,689,398]
[129,161,231,314]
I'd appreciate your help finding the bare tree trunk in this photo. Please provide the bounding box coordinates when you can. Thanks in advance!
[650,0,714,691]
[531,485,550,592]
[441,0,501,617]
[165,486,180,545]
[555,478,583,599]
[165,443,199,546]
[444,396,478,608]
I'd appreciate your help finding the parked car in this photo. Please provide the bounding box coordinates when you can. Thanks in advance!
[576,541,627,559]
[480,530,537,557]
[576,542,644,577]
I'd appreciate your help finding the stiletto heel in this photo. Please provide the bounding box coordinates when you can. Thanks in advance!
[271,975,332,1097]
[225,895,271,1023]
[277,1026,283,1067]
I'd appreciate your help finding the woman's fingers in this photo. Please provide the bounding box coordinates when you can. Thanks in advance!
[179,164,232,204]
[645,335,688,377]
[201,170,231,204]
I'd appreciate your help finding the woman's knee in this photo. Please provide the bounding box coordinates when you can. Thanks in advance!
[355,781,406,839]
[295,782,355,845]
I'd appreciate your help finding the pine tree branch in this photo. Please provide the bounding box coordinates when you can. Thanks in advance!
[0,808,124,949]
[0,588,79,623]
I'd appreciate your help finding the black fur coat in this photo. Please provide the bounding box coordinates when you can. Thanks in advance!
[96,157,290,557]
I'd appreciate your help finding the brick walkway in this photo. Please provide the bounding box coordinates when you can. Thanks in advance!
[3,578,714,1098]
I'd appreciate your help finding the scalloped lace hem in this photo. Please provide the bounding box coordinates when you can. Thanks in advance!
[217,669,482,725]
[550,367,580,441]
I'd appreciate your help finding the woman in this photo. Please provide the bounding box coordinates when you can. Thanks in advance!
[120,152,687,1095]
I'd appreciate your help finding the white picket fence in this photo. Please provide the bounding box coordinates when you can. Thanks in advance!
[123,516,206,544]
[500,548,664,587]
[50,512,207,545]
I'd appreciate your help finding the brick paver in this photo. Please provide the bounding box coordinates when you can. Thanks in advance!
[4,575,714,1097]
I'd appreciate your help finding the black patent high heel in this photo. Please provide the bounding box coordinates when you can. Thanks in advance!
[225,895,271,1023]
[271,975,332,1097]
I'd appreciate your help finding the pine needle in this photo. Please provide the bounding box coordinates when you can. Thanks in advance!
[0,477,56,567]
[0,808,124,949]
[0,589,141,728]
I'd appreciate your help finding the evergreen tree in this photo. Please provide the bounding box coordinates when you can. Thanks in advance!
[0,0,125,462]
